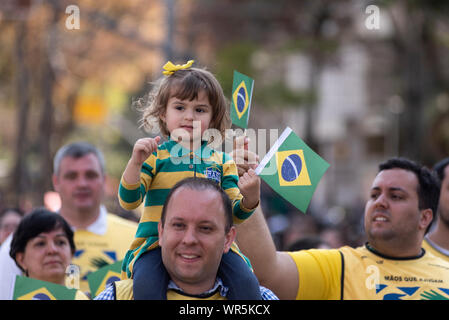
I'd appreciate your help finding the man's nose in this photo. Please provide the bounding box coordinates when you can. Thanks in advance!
[75,175,89,186]
[373,193,388,209]
[182,227,198,245]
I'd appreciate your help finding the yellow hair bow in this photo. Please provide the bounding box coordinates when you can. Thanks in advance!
[162,60,195,76]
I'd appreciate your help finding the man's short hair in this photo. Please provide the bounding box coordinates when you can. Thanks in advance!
[160,177,233,233]
[433,157,449,183]
[379,157,440,233]
[53,142,105,175]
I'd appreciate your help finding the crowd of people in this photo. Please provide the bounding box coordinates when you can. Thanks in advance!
[0,142,137,299]
[1,60,449,300]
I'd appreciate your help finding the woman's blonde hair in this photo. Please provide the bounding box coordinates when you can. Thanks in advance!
[135,66,231,140]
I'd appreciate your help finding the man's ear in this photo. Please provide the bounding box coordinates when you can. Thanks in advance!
[223,226,237,254]
[158,221,164,247]
[419,208,433,232]
[52,174,59,192]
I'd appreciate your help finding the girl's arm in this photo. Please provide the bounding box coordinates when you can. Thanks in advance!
[238,168,260,210]
[122,137,160,184]
[119,137,160,210]
[232,136,260,210]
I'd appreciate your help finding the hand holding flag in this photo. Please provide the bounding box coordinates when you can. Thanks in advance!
[238,168,260,210]
[231,135,259,177]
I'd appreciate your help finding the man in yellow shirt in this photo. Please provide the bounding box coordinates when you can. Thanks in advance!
[423,158,449,262]
[95,177,277,300]
[0,142,137,299]
[51,142,137,293]
[236,157,449,300]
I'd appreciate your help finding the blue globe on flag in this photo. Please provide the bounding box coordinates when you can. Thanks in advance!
[237,86,247,113]
[106,275,120,286]
[281,154,302,182]
[32,293,52,300]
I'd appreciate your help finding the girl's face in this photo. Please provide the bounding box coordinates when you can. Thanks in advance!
[162,89,213,145]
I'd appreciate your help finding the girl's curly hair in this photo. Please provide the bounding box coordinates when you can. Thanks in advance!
[134,66,231,140]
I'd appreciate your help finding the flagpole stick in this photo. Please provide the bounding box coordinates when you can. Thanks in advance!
[243,128,247,150]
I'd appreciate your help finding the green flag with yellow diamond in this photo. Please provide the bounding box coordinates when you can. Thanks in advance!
[255,127,330,213]
[13,275,78,300]
[87,260,122,298]
[230,70,254,129]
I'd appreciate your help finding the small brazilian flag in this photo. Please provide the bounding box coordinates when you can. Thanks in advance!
[13,276,78,300]
[255,127,330,213]
[230,70,254,129]
[87,260,122,298]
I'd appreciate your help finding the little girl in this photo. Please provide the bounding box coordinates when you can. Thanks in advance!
[119,60,262,299]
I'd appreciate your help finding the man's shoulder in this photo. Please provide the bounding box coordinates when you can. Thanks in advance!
[287,246,369,266]
[338,245,366,257]
[288,247,343,261]
[114,279,133,291]
[423,237,449,262]
[288,248,343,275]
[422,247,449,271]
[95,279,137,300]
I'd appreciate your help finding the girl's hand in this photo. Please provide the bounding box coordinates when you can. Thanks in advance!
[230,136,259,177]
[239,168,261,210]
[130,136,161,166]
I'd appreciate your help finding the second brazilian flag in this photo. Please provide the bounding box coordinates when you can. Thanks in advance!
[87,260,122,298]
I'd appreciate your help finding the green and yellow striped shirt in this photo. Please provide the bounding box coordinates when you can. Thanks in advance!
[119,139,255,278]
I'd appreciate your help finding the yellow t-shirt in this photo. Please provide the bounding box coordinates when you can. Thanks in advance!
[422,237,449,263]
[72,214,137,293]
[288,244,449,300]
